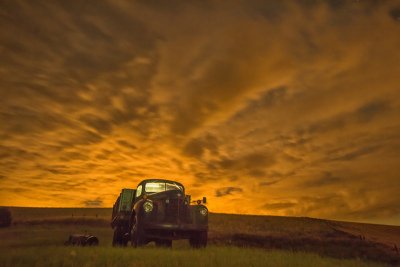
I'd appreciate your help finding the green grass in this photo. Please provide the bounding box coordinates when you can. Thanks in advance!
[0,224,390,267]
[0,246,386,267]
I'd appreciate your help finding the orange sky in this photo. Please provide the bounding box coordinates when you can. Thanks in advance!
[1,0,400,225]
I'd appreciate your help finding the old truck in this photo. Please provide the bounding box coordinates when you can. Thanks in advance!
[111,179,208,248]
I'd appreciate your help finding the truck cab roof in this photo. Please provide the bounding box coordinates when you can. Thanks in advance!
[137,178,184,189]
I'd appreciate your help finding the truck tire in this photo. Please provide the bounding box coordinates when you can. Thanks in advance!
[122,231,129,246]
[113,227,124,246]
[131,216,146,247]
[189,231,207,248]
[112,228,118,246]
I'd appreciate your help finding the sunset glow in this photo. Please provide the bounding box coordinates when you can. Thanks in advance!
[1,0,400,225]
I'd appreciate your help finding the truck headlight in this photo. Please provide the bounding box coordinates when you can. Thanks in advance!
[143,201,153,213]
[199,207,208,216]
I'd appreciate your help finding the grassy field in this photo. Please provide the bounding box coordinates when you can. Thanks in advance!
[0,207,399,266]
[0,246,385,267]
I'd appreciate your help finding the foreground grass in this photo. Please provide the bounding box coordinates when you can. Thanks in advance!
[0,246,386,267]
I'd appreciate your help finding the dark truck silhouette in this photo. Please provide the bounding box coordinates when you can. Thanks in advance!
[111,179,208,248]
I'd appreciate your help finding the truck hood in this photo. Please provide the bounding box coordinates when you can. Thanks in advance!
[147,189,184,200]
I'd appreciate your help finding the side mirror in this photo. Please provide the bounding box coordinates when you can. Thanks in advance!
[185,195,191,204]
[202,197,207,204]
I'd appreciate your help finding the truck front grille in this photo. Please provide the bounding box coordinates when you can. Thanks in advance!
[164,198,190,223]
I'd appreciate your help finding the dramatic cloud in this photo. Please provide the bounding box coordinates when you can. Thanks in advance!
[83,198,104,207]
[1,0,400,225]
[215,187,243,197]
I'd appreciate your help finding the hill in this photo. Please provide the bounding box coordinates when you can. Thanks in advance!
[1,207,399,265]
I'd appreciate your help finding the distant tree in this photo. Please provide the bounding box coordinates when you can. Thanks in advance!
[0,207,12,227]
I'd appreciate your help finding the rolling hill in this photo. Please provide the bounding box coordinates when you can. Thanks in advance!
[1,207,399,266]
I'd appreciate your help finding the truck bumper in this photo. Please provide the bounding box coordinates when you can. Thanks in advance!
[143,222,208,239]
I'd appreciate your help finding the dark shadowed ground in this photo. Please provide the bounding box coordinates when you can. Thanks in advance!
[3,207,400,265]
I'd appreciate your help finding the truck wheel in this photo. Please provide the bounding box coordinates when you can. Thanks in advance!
[131,216,146,247]
[122,231,129,247]
[112,227,123,246]
[189,231,207,248]
[155,239,172,248]
[119,226,129,247]
[112,228,118,246]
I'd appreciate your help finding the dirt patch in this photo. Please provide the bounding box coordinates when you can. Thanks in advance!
[210,228,400,265]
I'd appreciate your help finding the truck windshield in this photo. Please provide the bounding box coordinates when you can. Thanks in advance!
[145,182,183,193]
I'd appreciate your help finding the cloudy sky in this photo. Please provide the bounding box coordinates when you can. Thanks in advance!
[1,0,400,225]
